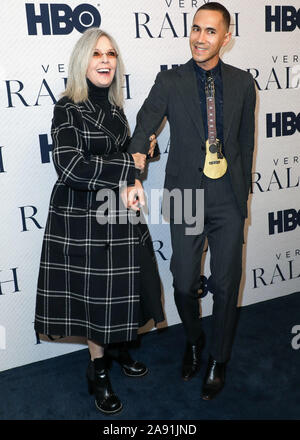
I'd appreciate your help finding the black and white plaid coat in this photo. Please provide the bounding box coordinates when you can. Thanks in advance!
[34,96,163,344]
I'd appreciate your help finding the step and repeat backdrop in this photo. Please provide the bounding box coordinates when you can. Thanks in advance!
[0,0,299,371]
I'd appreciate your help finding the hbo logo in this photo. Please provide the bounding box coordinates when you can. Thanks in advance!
[25,3,101,35]
[266,112,300,138]
[268,209,300,235]
[265,6,300,32]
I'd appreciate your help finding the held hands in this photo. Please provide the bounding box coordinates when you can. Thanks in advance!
[126,134,155,211]
[131,133,157,172]
[121,179,145,212]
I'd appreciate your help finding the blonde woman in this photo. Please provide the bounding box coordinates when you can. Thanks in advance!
[34,28,163,415]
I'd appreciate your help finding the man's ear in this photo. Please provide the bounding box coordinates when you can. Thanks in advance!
[222,32,232,48]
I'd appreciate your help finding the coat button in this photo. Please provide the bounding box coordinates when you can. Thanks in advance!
[198,167,203,172]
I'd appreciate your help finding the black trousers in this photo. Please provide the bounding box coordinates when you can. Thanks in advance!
[170,173,245,363]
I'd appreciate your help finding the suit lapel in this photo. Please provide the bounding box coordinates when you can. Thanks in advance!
[221,61,235,145]
[175,60,206,142]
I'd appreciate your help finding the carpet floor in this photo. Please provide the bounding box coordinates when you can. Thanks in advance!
[0,292,299,420]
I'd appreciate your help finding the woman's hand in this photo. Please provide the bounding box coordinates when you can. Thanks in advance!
[148,133,157,158]
[131,133,156,171]
[132,152,146,171]
[121,179,145,212]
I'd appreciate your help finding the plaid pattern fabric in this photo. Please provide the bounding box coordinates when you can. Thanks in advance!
[34,97,148,344]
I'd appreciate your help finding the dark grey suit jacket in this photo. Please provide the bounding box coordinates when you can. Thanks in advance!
[128,59,256,219]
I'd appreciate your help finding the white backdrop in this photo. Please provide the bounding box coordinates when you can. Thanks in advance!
[0,0,299,371]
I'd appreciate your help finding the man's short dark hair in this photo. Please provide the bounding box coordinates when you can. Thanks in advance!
[195,2,231,30]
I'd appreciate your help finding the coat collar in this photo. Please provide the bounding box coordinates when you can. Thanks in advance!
[79,99,107,128]
[79,99,126,145]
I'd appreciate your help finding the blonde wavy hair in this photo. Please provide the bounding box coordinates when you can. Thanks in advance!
[62,27,125,107]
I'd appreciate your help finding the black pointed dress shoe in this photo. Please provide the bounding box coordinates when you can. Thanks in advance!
[182,335,205,381]
[202,356,226,400]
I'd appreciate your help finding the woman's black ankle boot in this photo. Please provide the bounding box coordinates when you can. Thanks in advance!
[86,357,122,414]
[117,343,148,377]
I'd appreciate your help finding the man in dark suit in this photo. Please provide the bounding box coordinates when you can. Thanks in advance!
[126,2,256,400]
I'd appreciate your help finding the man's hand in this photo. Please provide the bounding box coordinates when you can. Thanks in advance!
[148,133,157,158]
[131,134,156,172]
[121,179,145,212]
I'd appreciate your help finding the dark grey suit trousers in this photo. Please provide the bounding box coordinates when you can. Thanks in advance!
[170,172,244,362]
